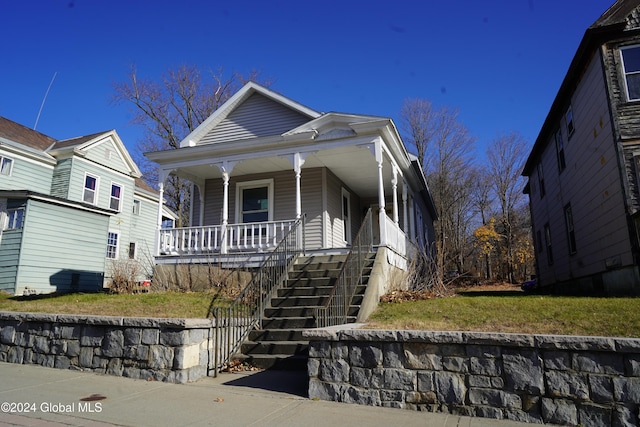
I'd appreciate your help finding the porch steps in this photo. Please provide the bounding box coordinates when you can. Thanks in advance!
[237,253,375,370]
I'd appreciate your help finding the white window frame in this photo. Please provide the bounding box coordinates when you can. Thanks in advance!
[110,182,123,212]
[235,179,274,223]
[0,156,14,176]
[620,44,640,101]
[132,199,141,215]
[6,208,25,230]
[83,173,99,205]
[128,241,137,259]
[341,188,352,244]
[565,106,575,139]
[106,231,119,259]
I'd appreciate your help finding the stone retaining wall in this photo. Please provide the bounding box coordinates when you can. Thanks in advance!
[0,311,214,383]
[304,329,640,426]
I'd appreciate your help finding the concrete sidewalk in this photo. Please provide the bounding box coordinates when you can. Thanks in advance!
[0,362,536,427]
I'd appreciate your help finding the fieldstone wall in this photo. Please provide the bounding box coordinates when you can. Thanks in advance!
[304,329,640,426]
[0,311,214,383]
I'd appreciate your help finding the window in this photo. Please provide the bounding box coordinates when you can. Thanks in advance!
[6,208,24,230]
[0,156,13,176]
[106,232,119,259]
[544,223,553,265]
[564,204,577,255]
[555,129,566,172]
[565,106,575,138]
[537,162,546,198]
[237,179,273,223]
[621,45,640,101]
[128,242,136,259]
[83,174,98,205]
[132,199,141,215]
[342,188,351,244]
[110,183,122,211]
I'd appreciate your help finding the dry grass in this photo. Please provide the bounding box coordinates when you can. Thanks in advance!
[0,290,230,319]
[367,283,640,338]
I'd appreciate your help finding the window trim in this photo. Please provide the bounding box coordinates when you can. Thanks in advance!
[128,241,137,260]
[564,203,577,255]
[6,208,25,230]
[555,129,566,173]
[110,182,123,212]
[83,173,99,205]
[106,231,119,259]
[0,156,14,176]
[132,199,141,216]
[620,44,640,102]
[544,223,553,265]
[235,179,274,224]
[537,162,546,199]
[565,106,575,139]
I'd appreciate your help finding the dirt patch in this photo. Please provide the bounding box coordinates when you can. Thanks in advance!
[380,282,523,303]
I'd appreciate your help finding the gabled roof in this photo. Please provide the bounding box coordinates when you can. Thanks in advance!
[49,130,142,178]
[0,116,57,151]
[523,0,640,175]
[181,81,321,147]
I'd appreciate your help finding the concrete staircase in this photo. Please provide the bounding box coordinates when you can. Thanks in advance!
[238,253,375,370]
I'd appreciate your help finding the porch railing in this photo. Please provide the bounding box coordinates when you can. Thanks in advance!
[159,220,297,255]
[314,209,373,328]
[383,215,407,255]
[210,215,305,375]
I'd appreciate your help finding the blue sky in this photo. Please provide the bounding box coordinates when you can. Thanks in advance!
[1,0,615,163]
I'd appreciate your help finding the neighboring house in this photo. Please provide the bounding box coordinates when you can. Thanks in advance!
[146,82,437,268]
[522,0,640,295]
[0,117,173,295]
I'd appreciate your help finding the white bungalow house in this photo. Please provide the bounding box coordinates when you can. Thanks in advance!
[145,82,437,267]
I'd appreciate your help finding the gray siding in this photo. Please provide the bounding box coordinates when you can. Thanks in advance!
[0,149,53,193]
[199,93,310,144]
[15,199,109,294]
[530,49,631,286]
[0,228,22,293]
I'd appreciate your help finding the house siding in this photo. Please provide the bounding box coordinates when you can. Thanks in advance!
[0,228,22,293]
[531,48,632,287]
[0,149,53,193]
[15,199,109,294]
[199,93,310,144]
[128,193,159,270]
[83,138,132,175]
[50,158,72,198]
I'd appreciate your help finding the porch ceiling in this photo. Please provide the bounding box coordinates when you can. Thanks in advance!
[174,144,395,199]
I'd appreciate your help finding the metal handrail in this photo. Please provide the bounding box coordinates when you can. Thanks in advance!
[314,209,373,328]
[211,215,305,375]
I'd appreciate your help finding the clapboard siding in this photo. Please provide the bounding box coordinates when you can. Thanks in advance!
[0,149,53,193]
[83,138,131,175]
[50,158,72,198]
[200,94,310,144]
[0,230,22,293]
[128,194,159,262]
[15,199,109,294]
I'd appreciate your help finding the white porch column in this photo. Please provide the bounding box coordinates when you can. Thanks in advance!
[375,140,387,246]
[219,161,235,255]
[402,182,408,233]
[391,167,399,225]
[293,153,306,220]
[155,169,171,256]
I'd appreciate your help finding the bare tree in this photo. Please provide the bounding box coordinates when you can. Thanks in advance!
[486,132,529,283]
[112,65,271,226]
[400,99,476,279]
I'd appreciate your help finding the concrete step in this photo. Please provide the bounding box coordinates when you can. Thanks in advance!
[248,328,306,342]
[270,295,329,307]
[288,269,342,279]
[277,285,335,297]
[233,353,308,370]
[241,340,308,356]
[285,276,336,287]
[261,316,316,329]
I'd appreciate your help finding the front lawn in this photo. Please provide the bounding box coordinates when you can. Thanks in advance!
[0,291,227,319]
[367,287,640,338]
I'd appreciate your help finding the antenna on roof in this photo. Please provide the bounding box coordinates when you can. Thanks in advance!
[34,71,57,130]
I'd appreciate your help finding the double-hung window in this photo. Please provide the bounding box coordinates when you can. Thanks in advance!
[6,208,25,230]
[537,162,546,198]
[544,223,553,265]
[565,106,575,139]
[564,204,577,255]
[555,129,566,172]
[83,174,99,205]
[106,232,119,259]
[237,179,273,223]
[110,183,123,211]
[0,156,13,176]
[621,45,640,101]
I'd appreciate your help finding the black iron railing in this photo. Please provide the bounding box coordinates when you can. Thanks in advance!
[314,209,373,327]
[211,215,305,376]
